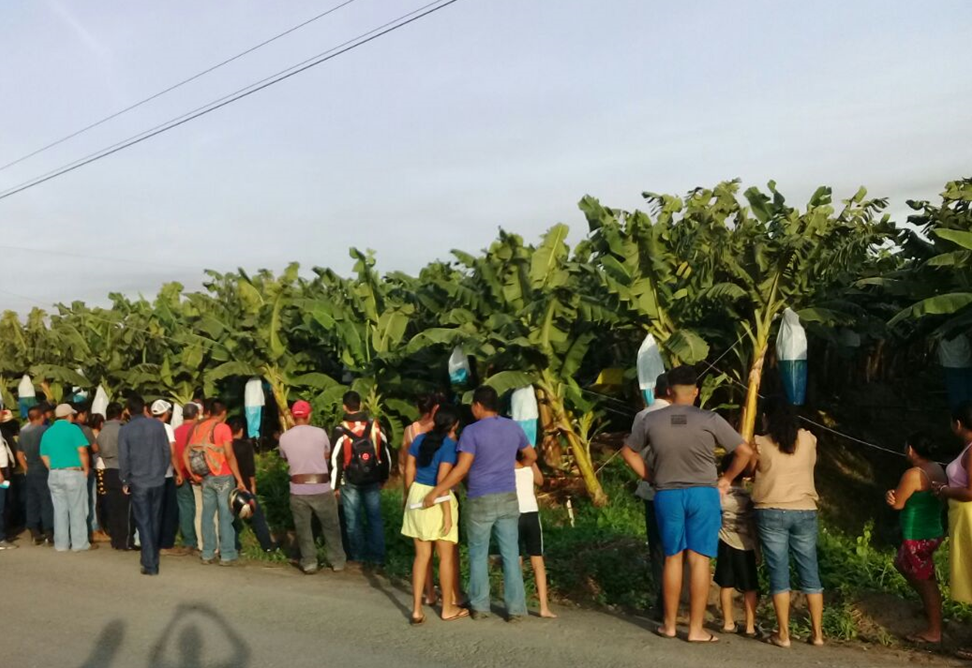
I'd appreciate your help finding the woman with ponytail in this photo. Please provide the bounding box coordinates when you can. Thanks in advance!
[401,404,468,624]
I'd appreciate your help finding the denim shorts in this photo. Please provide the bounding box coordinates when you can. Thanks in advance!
[653,487,721,558]
[755,508,823,595]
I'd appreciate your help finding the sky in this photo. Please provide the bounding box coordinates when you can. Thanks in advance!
[0,0,969,312]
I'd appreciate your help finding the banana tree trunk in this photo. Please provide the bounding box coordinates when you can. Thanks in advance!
[536,388,565,468]
[539,375,607,507]
[265,370,293,432]
[739,338,769,442]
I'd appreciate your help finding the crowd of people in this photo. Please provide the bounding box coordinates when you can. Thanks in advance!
[621,365,972,656]
[3,368,972,652]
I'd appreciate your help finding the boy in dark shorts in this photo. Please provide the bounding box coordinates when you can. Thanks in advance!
[515,455,556,618]
[715,453,760,637]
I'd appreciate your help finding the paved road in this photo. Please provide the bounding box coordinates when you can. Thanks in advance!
[4,542,957,668]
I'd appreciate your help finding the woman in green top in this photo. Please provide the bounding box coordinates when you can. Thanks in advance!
[885,432,947,644]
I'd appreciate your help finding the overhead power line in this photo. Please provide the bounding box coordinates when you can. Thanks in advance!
[0,0,361,174]
[0,0,460,203]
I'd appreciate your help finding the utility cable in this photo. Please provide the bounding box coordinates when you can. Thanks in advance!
[0,0,462,202]
[0,0,362,173]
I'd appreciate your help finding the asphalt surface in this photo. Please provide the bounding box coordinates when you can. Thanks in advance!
[3,540,960,668]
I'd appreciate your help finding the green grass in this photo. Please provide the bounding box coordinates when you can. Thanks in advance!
[238,452,970,641]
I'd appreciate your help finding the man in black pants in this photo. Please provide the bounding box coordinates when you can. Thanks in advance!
[16,407,53,545]
[97,403,132,550]
[119,395,171,575]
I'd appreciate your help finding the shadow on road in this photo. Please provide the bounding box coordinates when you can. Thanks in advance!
[363,567,413,620]
[78,603,251,668]
[79,619,126,668]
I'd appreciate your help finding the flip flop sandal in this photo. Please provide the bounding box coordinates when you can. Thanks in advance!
[955,648,972,661]
[442,609,470,622]
[409,615,426,626]
[655,628,677,640]
[687,634,720,644]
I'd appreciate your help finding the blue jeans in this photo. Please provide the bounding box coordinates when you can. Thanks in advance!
[131,483,164,573]
[175,480,197,549]
[466,492,526,617]
[48,469,89,551]
[342,482,385,564]
[755,508,823,595]
[201,475,238,562]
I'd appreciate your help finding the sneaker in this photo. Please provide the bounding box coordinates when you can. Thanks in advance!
[506,615,525,624]
[140,567,159,576]
[470,611,491,621]
[302,565,320,575]
[160,547,189,557]
[73,544,99,552]
[200,557,217,565]
[91,531,111,543]
[219,559,242,567]
[0,540,18,550]
[33,537,44,546]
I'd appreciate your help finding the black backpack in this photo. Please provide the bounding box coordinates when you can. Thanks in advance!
[337,421,388,486]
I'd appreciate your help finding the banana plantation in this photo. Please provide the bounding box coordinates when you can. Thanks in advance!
[2,178,970,506]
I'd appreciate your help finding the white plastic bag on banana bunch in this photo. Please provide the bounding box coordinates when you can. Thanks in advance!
[511,386,539,446]
[776,308,808,406]
[448,346,471,386]
[244,377,266,438]
[17,374,36,419]
[637,333,666,406]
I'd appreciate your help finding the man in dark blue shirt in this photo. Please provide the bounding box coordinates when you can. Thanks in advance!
[119,394,171,576]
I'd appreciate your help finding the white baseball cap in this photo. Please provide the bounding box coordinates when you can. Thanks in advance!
[150,399,173,416]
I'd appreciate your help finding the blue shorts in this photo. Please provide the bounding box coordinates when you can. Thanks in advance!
[653,487,721,558]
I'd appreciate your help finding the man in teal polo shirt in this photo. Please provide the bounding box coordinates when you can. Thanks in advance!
[40,404,94,552]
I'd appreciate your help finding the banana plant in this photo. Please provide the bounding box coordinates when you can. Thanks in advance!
[717,181,896,440]
[197,264,339,431]
[407,226,610,506]
[875,179,972,335]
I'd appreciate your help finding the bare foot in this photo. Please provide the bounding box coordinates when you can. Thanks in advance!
[907,632,941,645]
[768,633,791,649]
[540,608,558,619]
[722,624,738,633]
[808,636,825,647]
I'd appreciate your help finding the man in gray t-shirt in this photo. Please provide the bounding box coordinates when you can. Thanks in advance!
[621,365,752,643]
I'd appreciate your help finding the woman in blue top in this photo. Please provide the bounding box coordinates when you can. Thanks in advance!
[402,405,468,624]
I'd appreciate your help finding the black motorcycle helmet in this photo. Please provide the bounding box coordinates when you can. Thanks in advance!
[230,488,256,520]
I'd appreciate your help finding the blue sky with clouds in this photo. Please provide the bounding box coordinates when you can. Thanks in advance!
[0,0,969,311]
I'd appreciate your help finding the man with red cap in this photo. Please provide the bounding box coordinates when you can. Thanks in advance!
[278,399,346,574]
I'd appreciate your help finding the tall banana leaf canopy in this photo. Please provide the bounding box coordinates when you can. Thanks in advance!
[511,386,539,446]
[636,334,665,406]
[17,374,36,418]
[244,377,266,438]
[777,308,808,406]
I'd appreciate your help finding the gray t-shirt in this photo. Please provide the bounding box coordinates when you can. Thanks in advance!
[628,404,744,491]
[96,420,123,470]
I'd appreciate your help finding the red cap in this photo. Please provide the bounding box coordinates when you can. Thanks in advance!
[291,400,312,418]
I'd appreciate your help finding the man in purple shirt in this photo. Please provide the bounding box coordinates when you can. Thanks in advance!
[278,400,346,574]
[425,386,537,620]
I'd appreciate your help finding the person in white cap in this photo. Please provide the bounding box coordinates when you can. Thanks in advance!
[39,403,95,552]
[151,399,187,557]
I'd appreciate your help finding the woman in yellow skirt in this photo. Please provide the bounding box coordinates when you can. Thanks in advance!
[402,404,468,624]
[934,401,972,660]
